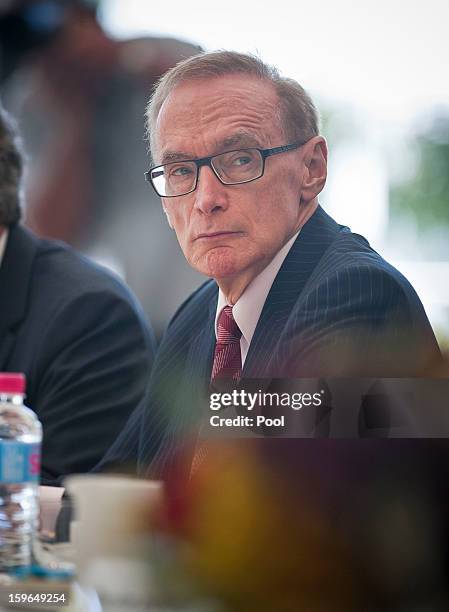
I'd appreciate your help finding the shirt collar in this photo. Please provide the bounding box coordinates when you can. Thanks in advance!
[0,228,9,268]
[215,229,300,346]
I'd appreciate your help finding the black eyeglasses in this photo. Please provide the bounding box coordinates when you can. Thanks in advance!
[144,142,305,198]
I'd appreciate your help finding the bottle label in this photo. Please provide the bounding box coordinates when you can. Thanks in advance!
[0,442,41,483]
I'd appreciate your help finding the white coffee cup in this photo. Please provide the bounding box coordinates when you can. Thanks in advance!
[64,474,163,581]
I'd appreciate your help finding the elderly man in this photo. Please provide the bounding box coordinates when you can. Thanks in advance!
[0,104,156,485]
[98,51,440,479]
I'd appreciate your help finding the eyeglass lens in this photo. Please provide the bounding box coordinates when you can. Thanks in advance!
[150,148,264,197]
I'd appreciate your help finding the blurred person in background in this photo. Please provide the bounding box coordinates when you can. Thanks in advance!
[0,102,156,486]
[95,51,441,481]
[0,0,203,339]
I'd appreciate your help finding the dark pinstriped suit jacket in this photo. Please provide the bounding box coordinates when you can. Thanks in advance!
[97,205,441,477]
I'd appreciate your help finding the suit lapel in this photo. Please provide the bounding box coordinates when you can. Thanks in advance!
[0,225,38,370]
[147,285,217,479]
[242,205,343,378]
[186,287,217,399]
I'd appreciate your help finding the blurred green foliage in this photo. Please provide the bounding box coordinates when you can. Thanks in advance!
[389,112,449,228]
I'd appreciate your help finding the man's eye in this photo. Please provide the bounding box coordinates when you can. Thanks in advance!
[231,155,252,166]
[169,165,193,177]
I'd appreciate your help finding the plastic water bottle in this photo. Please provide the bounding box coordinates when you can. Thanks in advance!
[0,373,42,571]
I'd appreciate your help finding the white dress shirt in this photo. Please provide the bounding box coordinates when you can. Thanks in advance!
[215,230,300,365]
[0,228,8,268]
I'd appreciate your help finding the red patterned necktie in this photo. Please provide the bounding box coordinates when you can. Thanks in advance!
[190,306,242,477]
[211,305,242,381]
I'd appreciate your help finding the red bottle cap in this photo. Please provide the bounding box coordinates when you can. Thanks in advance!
[0,373,26,395]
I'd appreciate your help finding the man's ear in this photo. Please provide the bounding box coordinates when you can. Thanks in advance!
[163,206,174,230]
[300,136,328,204]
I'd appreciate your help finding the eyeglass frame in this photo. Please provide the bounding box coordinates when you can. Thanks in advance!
[144,141,307,198]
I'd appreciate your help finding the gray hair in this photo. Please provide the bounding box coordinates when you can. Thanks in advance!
[146,50,320,163]
[0,102,24,226]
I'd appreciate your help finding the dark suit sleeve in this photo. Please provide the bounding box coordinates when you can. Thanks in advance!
[90,388,147,475]
[31,290,155,485]
[283,265,440,377]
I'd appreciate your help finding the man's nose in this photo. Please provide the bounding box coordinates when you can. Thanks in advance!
[193,165,229,215]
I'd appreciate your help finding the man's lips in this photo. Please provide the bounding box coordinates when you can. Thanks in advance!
[195,231,243,240]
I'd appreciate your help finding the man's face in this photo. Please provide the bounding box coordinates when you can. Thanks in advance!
[154,75,310,286]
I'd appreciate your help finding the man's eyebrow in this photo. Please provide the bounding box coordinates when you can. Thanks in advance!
[218,132,262,150]
[159,150,192,164]
[158,133,262,164]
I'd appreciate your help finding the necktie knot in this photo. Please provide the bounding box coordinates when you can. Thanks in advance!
[211,305,242,381]
[217,305,242,344]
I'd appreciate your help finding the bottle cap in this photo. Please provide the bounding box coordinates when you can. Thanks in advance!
[0,373,26,395]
